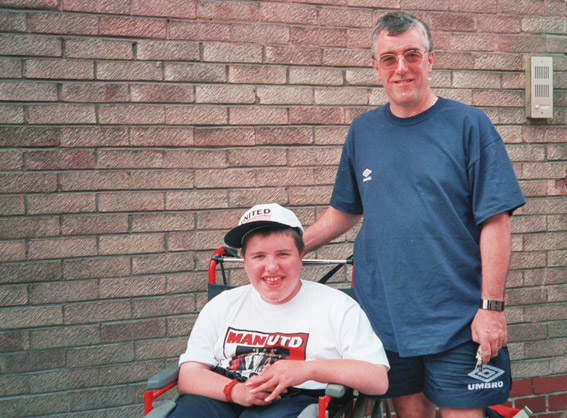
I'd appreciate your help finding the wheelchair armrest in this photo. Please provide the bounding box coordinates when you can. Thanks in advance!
[144,399,176,418]
[325,383,347,398]
[146,363,180,390]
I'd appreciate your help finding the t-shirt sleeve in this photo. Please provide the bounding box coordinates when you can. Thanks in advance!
[178,302,219,367]
[468,118,525,225]
[339,302,390,370]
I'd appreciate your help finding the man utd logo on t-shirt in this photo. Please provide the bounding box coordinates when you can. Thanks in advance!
[222,328,309,377]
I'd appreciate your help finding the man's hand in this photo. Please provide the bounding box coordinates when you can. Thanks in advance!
[245,361,309,402]
[471,309,507,364]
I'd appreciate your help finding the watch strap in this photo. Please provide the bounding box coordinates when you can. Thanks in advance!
[223,379,239,403]
[480,299,505,311]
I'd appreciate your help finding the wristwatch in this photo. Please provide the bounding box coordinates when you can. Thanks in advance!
[480,299,505,311]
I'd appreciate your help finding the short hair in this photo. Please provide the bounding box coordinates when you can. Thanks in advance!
[241,226,304,257]
[371,12,433,59]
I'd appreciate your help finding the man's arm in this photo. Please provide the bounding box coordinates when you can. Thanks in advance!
[303,206,362,254]
[471,211,511,363]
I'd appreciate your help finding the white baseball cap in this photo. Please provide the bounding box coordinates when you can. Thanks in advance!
[224,203,304,248]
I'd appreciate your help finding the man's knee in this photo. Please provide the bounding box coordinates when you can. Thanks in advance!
[392,392,436,418]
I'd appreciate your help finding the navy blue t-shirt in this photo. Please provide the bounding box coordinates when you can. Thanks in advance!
[330,98,525,357]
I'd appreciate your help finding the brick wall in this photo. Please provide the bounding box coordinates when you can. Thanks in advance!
[0,1,565,417]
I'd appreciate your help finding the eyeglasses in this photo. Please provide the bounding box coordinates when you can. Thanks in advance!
[376,49,427,69]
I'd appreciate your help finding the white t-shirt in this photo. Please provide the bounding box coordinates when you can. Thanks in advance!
[179,280,389,390]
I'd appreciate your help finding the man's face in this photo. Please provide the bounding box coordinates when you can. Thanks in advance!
[372,27,434,117]
[243,231,303,305]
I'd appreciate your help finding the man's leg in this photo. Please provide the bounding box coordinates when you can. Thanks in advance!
[167,393,242,418]
[440,407,483,418]
[392,392,436,418]
[382,350,436,418]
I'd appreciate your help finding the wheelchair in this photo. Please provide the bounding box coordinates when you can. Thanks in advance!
[143,247,392,418]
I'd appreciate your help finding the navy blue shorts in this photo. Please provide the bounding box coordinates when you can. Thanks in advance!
[383,340,511,409]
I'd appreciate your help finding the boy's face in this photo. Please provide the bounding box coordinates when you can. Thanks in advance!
[243,231,303,305]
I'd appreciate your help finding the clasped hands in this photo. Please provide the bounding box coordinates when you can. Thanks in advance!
[230,360,309,406]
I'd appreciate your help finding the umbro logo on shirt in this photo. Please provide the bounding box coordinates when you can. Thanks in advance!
[362,169,372,182]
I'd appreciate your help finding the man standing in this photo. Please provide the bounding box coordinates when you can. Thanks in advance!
[303,12,525,418]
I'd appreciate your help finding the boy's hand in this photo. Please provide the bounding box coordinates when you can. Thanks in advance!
[245,361,309,402]
[231,381,278,407]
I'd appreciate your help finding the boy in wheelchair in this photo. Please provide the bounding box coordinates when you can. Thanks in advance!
[168,203,389,418]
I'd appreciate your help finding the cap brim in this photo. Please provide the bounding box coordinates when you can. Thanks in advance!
[224,221,285,248]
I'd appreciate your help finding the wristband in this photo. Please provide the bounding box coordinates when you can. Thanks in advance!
[223,379,239,403]
[480,299,504,311]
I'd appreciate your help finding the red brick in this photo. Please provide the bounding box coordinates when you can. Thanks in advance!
[0,173,57,193]
[164,149,226,169]
[60,171,129,191]
[0,216,59,239]
[101,318,166,342]
[229,65,287,85]
[132,294,196,318]
[319,7,373,28]
[198,1,258,21]
[0,260,61,284]
[131,83,193,103]
[97,149,163,169]
[0,196,25,216]
[169,230,225,252]
[195,168,256,189]
[132,252,194,274]
[259,2,317,25]
[315,87,368,105]
[28,237,97,260]
[164,63,226,83]
[98,105,165,124]
[0,58,22,78]
[99,16,166,39]
[137,40,199,61]
[229,106,288,125]
[2,348,65,372]
[196,85,255,104]
[549,393,567,411]
[135,337,187,360]
[229,188,288,209]
[27,193,96,215]
[347,28,372,49]
[0,81,57,101]
[230,23,290,45]
[63,256,130,280]
[524,127,567,143]
[257,86,313,105]
[62,0,130,14]
[26,150,94,170]
[0,284,27,306]
[97,61,162,81]
[509,378,533,397]
[256,167,314,187]
[0,150,23,170]
[62,214,129,235]
[131,127,193,147]
[0,34,61,57]
[473,90,523,107]
[1,11,26,33]
[477,15,521,33]
[265,46,321,66]
[99,233,164,255]
[65,38,133,60]
[129,170,194,190]
[98,192,164,212]
[290,67,343,86]
[29,12,98,35]
[498,35,546,53]
[29,279,99,303]
[228,148,287,167]
[0,104,23,123]
[100,276,165,300]
[61,127,128,147]
[256,127,313,145]
[27,104,96,124]
[169,21,231,42]
[291,27,347,47]
[289,185,333,205]
[165,190,228,210]
[290,106,345,125]
[0,330,29,352]
[194,127,255,147]
[514,395,547,413]
[61,83,128,103]
[323,49,369,67]
[132,212,195,232]
[314,127,349,145]
[203,42,262,63]
[66,342,134,366]
[131,0,196,18]
[533,375,567,394]
[25,59,94,80]
[289,147,342,166]
[166,105,228,125]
